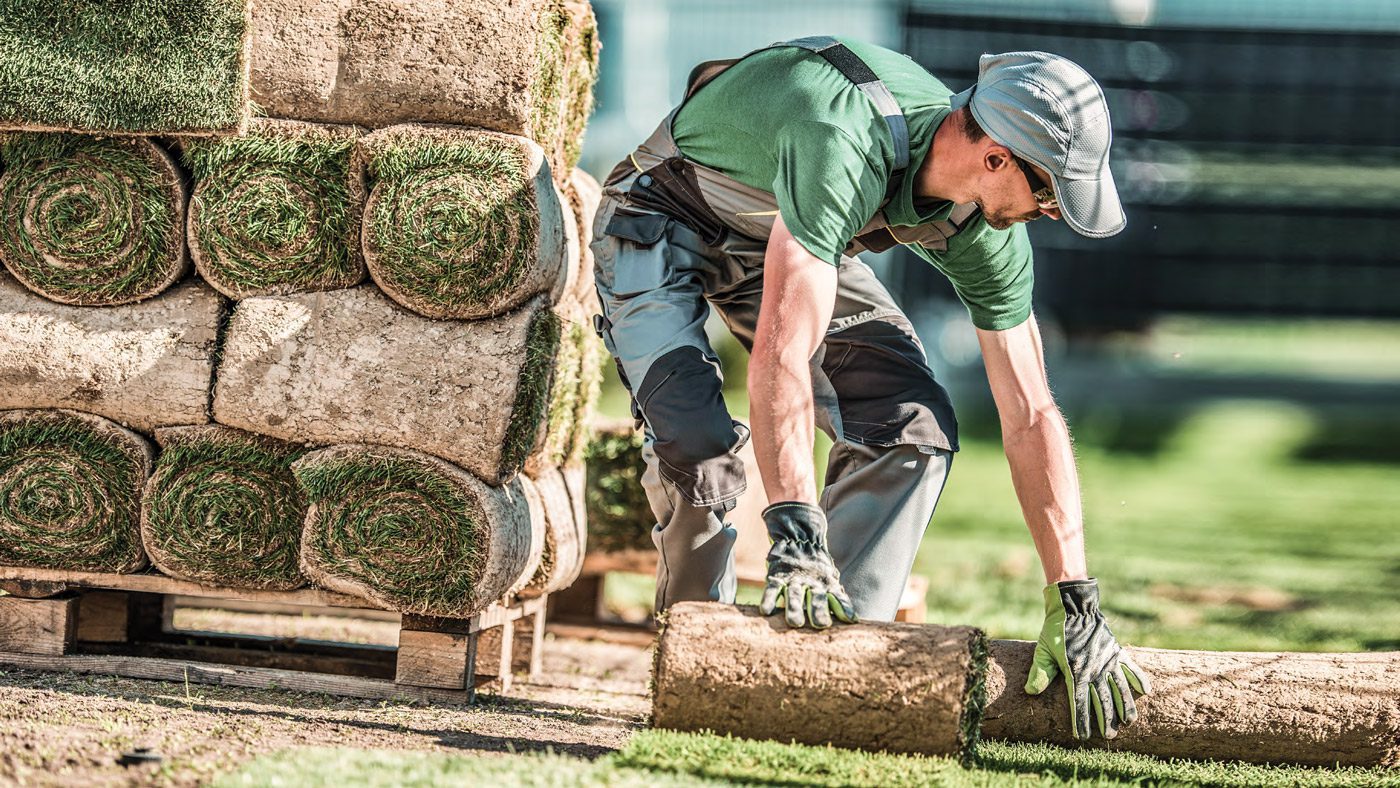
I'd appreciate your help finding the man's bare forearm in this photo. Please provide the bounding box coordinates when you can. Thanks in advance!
[1001,405,1088,584]
[749,349,819,505]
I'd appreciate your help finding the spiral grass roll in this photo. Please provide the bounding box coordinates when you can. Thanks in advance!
[0,134,188,305]
[141,426,310,590]
[360,125,566,320]
[0,409,152,572]
[183,119,366,299]
[294,445,533,616]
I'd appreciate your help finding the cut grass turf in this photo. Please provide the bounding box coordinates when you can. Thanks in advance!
[182,120,365,298]
[0,133,185,304]
[214,730,1400,787]
[0,0,250,134]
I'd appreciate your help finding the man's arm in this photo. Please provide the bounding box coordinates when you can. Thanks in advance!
[975,314,1087,583]
[749,212,838,505]
[749,213,857,629]
[977,315,1150,740]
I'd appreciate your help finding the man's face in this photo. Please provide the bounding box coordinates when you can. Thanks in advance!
[977,149,1061,230]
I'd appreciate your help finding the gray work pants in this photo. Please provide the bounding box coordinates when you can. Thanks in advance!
[591,197,957,621]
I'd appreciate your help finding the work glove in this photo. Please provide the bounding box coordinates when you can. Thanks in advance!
[1025,578,1152,740]
[758,502,858,629]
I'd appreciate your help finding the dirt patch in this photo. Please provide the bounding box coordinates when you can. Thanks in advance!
[0,628,652,786]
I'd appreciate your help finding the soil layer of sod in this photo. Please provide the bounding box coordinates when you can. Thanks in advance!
[0,134,188,305]
[294,445,533,617]
[0,409,152,573]
[141,425,311,590]
[183,119,366,299]
[0,0,251,134]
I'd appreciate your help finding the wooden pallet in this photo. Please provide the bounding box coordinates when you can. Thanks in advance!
[0,565,546,704]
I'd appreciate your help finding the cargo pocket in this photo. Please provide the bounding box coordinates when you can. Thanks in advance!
[603,210,670,297]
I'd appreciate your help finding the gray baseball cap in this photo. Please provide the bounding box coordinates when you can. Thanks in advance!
[950,51,1125,238]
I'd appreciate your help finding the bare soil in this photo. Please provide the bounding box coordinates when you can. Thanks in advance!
[0,609,653,786]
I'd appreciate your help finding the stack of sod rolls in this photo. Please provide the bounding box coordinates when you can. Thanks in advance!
[0,0,603,617]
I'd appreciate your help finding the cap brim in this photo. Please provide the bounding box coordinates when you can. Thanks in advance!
[1052,162,1126,238]
[950,85,973,112]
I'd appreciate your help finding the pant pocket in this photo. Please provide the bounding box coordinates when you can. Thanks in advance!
[603,210,670,297]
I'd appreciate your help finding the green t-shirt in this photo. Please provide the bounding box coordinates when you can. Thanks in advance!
[671,38,1034,331]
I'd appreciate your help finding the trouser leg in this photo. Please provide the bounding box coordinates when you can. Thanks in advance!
[819,443,953,621]
[640,437,738,610]
[591,197,747,614]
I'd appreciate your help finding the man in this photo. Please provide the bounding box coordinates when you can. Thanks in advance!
[590,36,1150,740]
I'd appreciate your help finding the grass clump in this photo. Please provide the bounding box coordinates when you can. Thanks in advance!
[0,0,250,134]
[0,410,151,572]
[293,445,490,616]
[361,127,544,320]
[182,120,365,299]
[584,423,654,554]
[142,426,310,590]
[0,133,185,304]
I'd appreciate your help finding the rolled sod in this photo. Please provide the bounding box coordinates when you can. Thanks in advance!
[0,134,188,305]
[653,602,988,759]
[0,0,251,135]
[583,422,654,556]
[524,320,591,477]
[507,473,548,597]
[521,466,584,594]
[559,1,601,172]
[141,425,310,591]
[560,167,602,320]
[0,272,223,433]
[213,286,562,484]
[984,640,1400,768]
[359,125,567,320]
[293,444,534,617]
[182,119,366,299]
[0,409,153,573]
[248,0,590,174]
[567,329,606,467]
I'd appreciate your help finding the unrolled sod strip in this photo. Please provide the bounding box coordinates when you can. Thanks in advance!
[0,272,223,433]
[0,134,188,305]
[984,639,1400,768]
[0,409,153,573]
[294,444,533,617]
[653,602,988,759]
[213,286,561,483]
[521,466,584,594]
[183,119,366,299]
[141,425,310,590]
[248,0,589,175]
[0,0,251,135]
[359,125,567,320]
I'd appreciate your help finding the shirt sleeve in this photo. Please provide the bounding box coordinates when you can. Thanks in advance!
[771,120,887,266]
[909,218,1035,331]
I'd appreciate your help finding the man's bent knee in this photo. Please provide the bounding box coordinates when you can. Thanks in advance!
[637,345,748,507]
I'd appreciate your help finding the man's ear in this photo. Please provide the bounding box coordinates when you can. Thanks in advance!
[984,145,1014,174]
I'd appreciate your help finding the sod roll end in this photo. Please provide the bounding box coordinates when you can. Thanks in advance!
[141,425,310,591]
[0,134,189,305]
[654,602,987,759]
[0,409,153,573]
[184,119,367,299]
[521,466,584,594]
[360,124,567,320]
[295,444,533,617]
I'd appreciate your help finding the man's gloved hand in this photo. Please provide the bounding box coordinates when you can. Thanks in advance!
[1025,578,1152,740]
[758,502,857,629]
